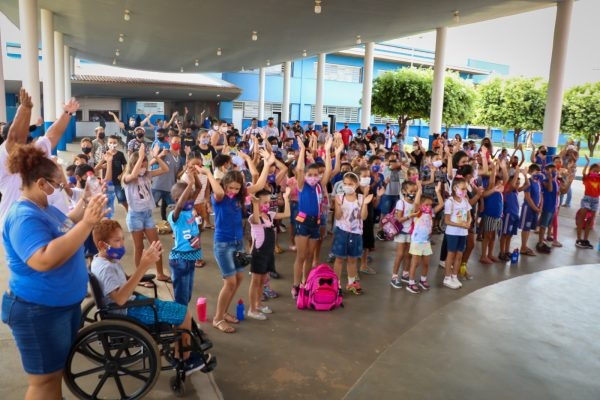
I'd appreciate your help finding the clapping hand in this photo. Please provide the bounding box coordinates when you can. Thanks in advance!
[364,194,374,204]
[82,194,108,226]
[139,241,162,270]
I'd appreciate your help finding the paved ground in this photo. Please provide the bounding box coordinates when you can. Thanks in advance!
[0,142,599,399]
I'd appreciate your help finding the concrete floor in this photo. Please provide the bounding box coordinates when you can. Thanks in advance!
[0,142,599,399]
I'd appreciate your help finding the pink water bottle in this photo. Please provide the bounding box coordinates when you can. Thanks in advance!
[196,297,207,322]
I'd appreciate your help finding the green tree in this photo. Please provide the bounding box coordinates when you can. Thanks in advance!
[370,67,432,134]
[473,77,504,132]
[442,73,477,127]
[562,82,600,157]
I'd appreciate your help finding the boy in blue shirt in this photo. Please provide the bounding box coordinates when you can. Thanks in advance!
[499,168,528,261]
[168,167,202,305]
[519,164,543,256]
[537,164,559,253]
[480,159,508,264]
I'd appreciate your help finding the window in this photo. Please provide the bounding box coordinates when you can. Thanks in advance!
[310,106,359,123]
[89,110,120,123]
[373,114,397,124]
[314,63,362,83]
[241,101,282,118]
[239,65,283,75]
[135,102,164,115]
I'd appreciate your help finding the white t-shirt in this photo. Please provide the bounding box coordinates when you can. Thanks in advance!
[444,198,472,236]
[335,194,363,234]
[0,137,67,233]
[395,198,415,233]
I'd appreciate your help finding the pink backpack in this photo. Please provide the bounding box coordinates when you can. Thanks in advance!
[380,209,402,240]
[297,264,343,311]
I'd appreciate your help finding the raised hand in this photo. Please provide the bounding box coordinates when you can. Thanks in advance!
[172,111,179,117]
[63,98,80,114]
[184,145,191,156]
[159,148,169,158]
[435,181,442,192]
[19,88,33,109]
[376,186,385,198]
[140,241,162,269]
[283,187,291,198]
[364,194,374,204]
[325,136,333,151]
[138,142,146,154]
[82,194,108,225]
[194,165,211,175]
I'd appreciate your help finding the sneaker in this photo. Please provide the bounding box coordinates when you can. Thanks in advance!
[406,283,420,294]
[346,282,363,295]
[576,239,586,248]
[291,285,300,299]
[443,277,460,290]
[327,253,335,263]
[289,245,297,251]
[536,242,551,254]
[279,224,287,233]
[258,305,273,314]
[376,231,386,241]
[390,277,403,289]
[583,240,594,249]
[418,280,430,290]
[184,352,207,376]
[452,276,463,288]
[247,310,267,320]
[438,260,445,269]
[270,270,281,279]
[263,286,279,299]
[400,274,410,284]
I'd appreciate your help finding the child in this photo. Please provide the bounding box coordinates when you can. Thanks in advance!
[537,164,559,253]
[247,188,291,320]
[168,167,202,305]
[181,157,209,266]
[406,182,444,293]
[576,156,600,249]
[499,168,527,261]
[480,160,508,264]
[519,164,543,255]
[443,178,472,289]
[358,166,384,275]
[90,220,209,375]
[390,180,418,289]
[122,143,171,283]
[332,172,373,295]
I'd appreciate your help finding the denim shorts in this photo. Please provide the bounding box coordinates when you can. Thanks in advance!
[296,217,321,240]
[152,189,174,206]
[290,201,299,230]
[114,182,127,204]
[446,234,467,253]
[168,258,196,305]
[126,209,156,232]
[214,240,245,278]
[581,195,599,212]
[502,213,519,236]
[539,211,555,228]
[1,292,81,374]
[332,227,363,258]
[127,295,187,326]
[519,206,539,232]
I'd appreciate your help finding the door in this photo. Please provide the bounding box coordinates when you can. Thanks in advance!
[272,112,282,132]
[232,108,243,133]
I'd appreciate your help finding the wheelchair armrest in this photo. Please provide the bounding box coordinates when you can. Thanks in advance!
[141,274,156,283]
[105,298,155,311]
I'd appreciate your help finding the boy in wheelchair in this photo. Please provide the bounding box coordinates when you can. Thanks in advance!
[90,219,211,376]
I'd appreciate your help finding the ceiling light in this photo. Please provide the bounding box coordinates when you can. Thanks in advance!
[356,35,361,45]
[155,91,160,95]
[314,0,322,14]
[112,58,116,65]
[124,9,131,21]
[251,31,258,41]
[453,10,460,23]
[180,67,184,72]
[195,59,199,66]
[217,48,222,56]
[188,92,192,96]
[266,59,270,66]
[118,34,124,43]
[302,49,307,57]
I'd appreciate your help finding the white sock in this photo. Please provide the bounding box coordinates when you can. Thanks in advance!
[402,271,409,278]
[392,274,398,279]
[444,276,451,281]
[420,276,427,282]
[348,276,356,285]
[409,279,415,285]
[452,274,458,280]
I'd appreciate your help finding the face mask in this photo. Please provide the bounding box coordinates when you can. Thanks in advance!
[268,122,274,126]
[108,143,118,150]
[287,154,295,160]
[511,162,518,168]
[139,168,146,176]
[272,145,279,152]
[82,147,92,154]
[267,174,276,184]
[409,176,418,183]
[342,185,355,195]
[432,160,443,168]
[534,173,544,180]
[67,176,77,185]
[421,205,432,214]
[106,245,126,260]
[183,200,195,211]
[136,132,145,139]
[540,150,547,155]
[200,138,209,145]
[129,121,136,127]
[98,132,105,140]
[157,136,165,142]
[260,204,270,214]
[171,143,181,151]
[589,172,599,178]
[360,177,371,187]
[455,189,466,198]
[305,176,320,186]
[226,191,237,199]
[405,193,416,201]
[551,171,557,178]
[371,165,381,173]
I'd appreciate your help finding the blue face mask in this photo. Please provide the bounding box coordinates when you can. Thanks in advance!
[267,174,276,184]
[183,200,195,211]
[371,165,381,173]
[106,245,126,260]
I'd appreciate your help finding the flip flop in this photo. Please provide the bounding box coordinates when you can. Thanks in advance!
[156,276,173,284]
[224,313,240,324]
[138,281,155,288]
[195,260,206,268]
[213,320,235,334]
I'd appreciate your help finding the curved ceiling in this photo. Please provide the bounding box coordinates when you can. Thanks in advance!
[0,0,558,73]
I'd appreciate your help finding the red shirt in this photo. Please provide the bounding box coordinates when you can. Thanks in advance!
[583,174,600,197]
[340,128,352,145]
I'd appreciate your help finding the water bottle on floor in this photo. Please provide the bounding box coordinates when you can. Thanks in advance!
[236,299,245,321]
[196,297,207,322]
[511,248,519,265]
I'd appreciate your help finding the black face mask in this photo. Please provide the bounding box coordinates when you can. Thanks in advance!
[98,132,105,140]
[540,150,547,155]
[405,193,416,200]
[157,136,165,142]
[136,132,145,139]
[82,147,92,154]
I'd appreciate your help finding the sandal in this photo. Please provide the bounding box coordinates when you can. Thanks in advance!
[213,319,236,333]
[224,313,240,324]
[138,281,155,288]
[359,266,377,275]
[156,276,173,283]
[195,260,206,268]
[521,248,536,256]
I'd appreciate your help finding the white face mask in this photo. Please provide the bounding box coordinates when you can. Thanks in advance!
[139,168,146,176]
[342,185,356,195]
[108,143,118,150]
[360,177,371,187]
[432,160,443,168]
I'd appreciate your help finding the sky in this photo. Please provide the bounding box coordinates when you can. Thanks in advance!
[390,0,600,89]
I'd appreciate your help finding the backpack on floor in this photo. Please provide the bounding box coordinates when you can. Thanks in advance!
[297,264,343,311]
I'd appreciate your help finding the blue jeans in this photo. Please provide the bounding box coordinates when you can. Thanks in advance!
[380,194,399,216]
[2,292,80,374]
[560,187,572,207]
[153,189,174,221]
[168,258,196,305]
[214,240,245,278]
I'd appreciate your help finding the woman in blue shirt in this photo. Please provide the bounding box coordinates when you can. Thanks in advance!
[1,144,107,400]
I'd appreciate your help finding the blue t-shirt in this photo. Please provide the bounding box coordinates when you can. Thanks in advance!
[481,177,503,218]
[524,177,542,208]
[212,195,244,242]
[331,173,344,187]
[2,201,87,306]
[542,178,559,213]
[168,209,200,253]
[150,140,171,170]
[298,183,320,217]
[504,189,519,216]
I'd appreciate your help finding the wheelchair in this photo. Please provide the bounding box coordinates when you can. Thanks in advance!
[65,273,217,399]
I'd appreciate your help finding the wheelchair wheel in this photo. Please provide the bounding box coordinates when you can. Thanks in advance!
[65,319,161,400]
[80,301,99,328]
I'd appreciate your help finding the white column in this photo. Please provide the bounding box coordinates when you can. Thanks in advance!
[40,9,55,122]
[18,0,41,123]
[360,42,374,129]
[64,47,72,100]
[0,25,7,123]
[542,0,574,155]
[258,67,265,125]
[315,53,325,128]
[429,27,447,138]
[53,32,64,116]
[282,61,291,124]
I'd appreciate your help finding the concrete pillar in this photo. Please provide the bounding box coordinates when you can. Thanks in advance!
[258,67,265,126]
[18,0,41,124]
[0,25,7,123]
[315,53,325,129]
[428,27,447,149]
[542,0,574,155]
[282,61,291,124]
[53,32,64,118]
[40,8,55,129]
[64,47,75,143]
[360,42,374,129]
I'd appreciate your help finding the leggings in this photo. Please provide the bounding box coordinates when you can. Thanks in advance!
[439,234,448,262]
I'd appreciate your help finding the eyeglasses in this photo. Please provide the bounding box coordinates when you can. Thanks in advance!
[47,179,65,192]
